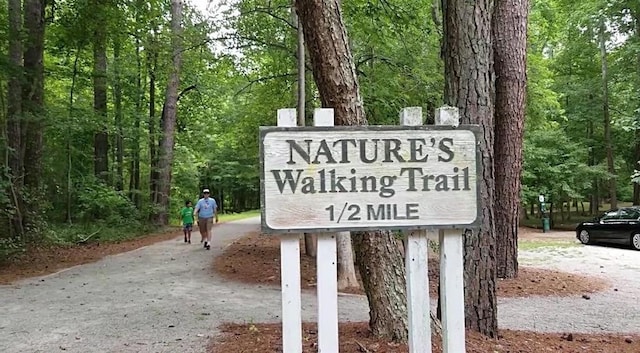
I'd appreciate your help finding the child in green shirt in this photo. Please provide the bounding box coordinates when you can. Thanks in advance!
[180,200,194,243]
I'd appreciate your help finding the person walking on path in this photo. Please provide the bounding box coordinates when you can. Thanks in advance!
[180,200,194,243]
[194,188,219,250]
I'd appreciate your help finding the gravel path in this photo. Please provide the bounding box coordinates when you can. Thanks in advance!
[499,231,640,334]
[1,222,638,353]
[0,217,367,353]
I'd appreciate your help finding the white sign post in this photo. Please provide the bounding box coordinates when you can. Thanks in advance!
[275,109,303,353]
[261,106,478,353]
[313,108,339,353]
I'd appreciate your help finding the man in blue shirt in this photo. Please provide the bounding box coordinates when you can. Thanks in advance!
[194,188,219,250]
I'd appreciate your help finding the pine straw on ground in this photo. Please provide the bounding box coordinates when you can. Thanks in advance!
[212,232,609,298]
[209,322,640,353]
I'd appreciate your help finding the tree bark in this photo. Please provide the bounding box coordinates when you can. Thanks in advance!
[67,49,81,224]
[337,231,359,291]
[23,0,45,190]
[292,5,318,258]
[7,0,25,237]
[493,0,528,279]
[113,36,125,191]
[633,7,640,206]
[129,5,143,208]
[92,0,109,183]
[154,0,183,225]
[442,0,498,337]
[148,27,159,204]
[7,0,23,181]
[599,19,616,210]
[295,0,408,342]
[587,121,599,214]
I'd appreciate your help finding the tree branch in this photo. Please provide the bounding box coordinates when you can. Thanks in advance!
[240,6,296,29]
[235,72,296,96]
[178,84,197,101]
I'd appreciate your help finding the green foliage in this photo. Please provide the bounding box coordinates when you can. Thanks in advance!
[75,178,140,224]
[2,0,640,258]
[0,237,25,261]
[522,127,608,204]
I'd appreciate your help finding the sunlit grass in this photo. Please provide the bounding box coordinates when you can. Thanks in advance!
[218,209,260,222]
[519,239,580,251]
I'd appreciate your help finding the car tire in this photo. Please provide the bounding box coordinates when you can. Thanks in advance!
[631,233,640,251]
[578,229,592,245]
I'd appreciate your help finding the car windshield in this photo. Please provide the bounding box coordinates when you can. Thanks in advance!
[601,210,618,220]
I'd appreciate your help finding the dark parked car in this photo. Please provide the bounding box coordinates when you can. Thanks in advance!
[576,207,640,250]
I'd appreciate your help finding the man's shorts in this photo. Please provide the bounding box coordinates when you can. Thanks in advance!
[198,217,214,234]
[183,223,193,231]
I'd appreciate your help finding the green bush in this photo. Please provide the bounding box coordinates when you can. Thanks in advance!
[0,237,25,261]
[75,179,139,224]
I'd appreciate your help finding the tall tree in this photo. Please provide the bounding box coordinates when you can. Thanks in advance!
[23,0,46,190]
[113,34,125,191]
[7,0,23,179]
[92,0,109,182]
[129,2,144,208]
[154,0,184,225]
[295,0,408,341]
[599,17,616,209]
[634,6,640,205]
[148,22,160,204]
[442,0,498,336]
[493,0,528,279]
[7,0,25,236]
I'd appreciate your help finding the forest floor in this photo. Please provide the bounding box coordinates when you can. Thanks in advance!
[210,227,640,353]
[0,227,182,285]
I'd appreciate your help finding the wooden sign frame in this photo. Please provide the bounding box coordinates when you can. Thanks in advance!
[259,125,482,234]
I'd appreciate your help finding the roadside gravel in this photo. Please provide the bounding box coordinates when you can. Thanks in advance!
[498,230,640,334]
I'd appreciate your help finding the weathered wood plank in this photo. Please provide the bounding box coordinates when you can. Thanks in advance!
[314,108,339,353]
[277,108,303,353]
[437,106,466,353]
[260,125,480,232]
[401,107,432,353]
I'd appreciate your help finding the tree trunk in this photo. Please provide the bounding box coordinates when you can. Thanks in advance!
[129,19,143,208]
[599,19,616,210]
[493,0,527,279]
[633,8,640,206]
[295,0,408,342]
[442,0,498,337]
[304,234,317,257]
[292,5,317,258]
[153,0,183,225]
[588,121,599,214]
[634,141,640,204]
[67,48,81,224]
[7,0,22,180]
[148,28,159,204]
[113,37,124,191]
[7,0,24,237]
[337,232,359,291]
[23,0,45,190]
[294,4,306,127]
[92,0,109,183]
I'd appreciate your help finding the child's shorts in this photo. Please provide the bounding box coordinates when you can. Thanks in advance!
[183,223,193,230]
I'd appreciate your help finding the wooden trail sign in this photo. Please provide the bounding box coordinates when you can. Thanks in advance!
[260,126,481,233]
[262,106,476,353]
